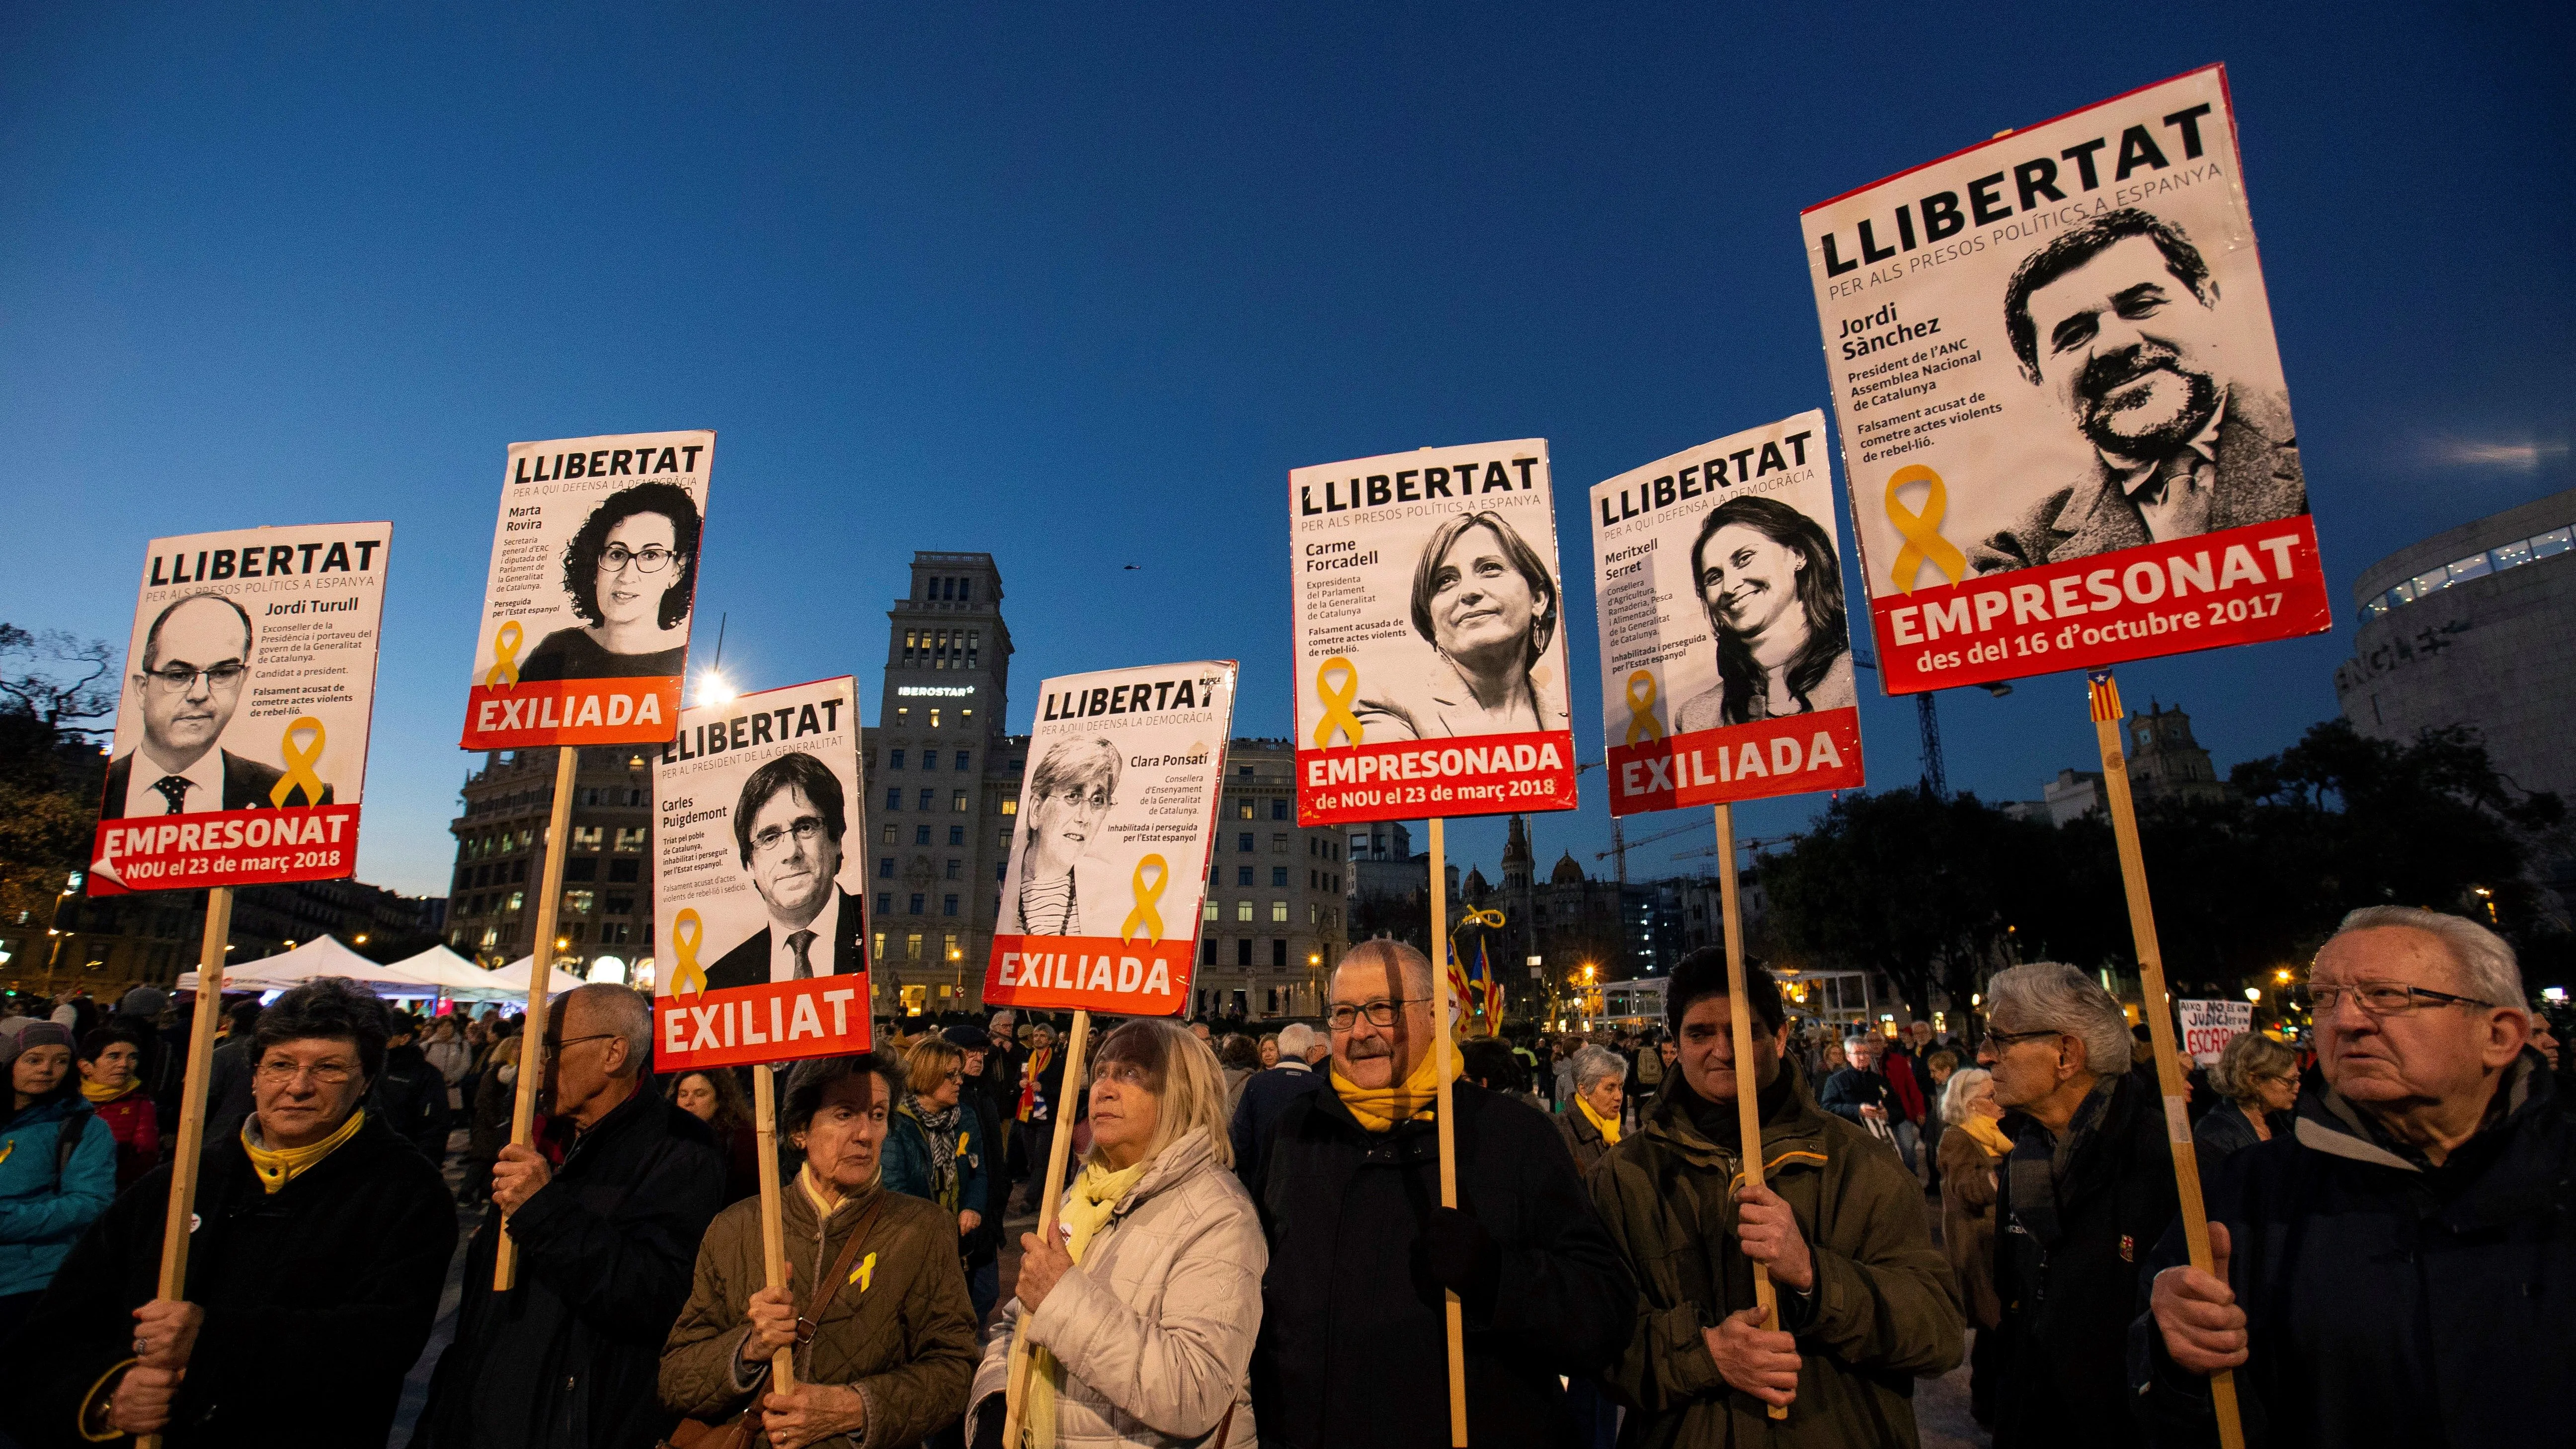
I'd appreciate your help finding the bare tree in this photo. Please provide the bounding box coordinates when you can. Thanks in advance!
[0,624,120,740]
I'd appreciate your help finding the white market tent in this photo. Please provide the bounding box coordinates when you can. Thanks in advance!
[387,945,516,999]
[486,955,591,1000]
[179,934,441,996]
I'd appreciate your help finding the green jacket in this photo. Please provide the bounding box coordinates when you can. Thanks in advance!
[1585,1064,1964,1448]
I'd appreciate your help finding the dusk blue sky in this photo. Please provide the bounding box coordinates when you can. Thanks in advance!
[4,4,2567,898]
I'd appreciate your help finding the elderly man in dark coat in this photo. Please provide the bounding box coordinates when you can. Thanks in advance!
[1246,941,1632,1449]
[0,977,454,1448]
[2136,907,2575,1447]
[413,984,724,1449]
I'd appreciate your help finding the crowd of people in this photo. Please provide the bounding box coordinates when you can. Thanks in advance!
[0,899,2566,1447]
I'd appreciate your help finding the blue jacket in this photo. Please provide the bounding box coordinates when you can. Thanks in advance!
[0,1095,117,1298]
[884,1099,987,1220]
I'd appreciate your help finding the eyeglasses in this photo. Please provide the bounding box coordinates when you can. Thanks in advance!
[541,1031,620,1053]
[1980,1027,2063,1050]
[751,818,827,855]
[255,1058,358,1085]
[1095,1059,1153,1087]
[2307,980,2495,1016]
[145,661,247,692]
[1326,999,1421,1031]
[599,544,677,574]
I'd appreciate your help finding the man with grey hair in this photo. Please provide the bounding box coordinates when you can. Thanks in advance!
[2135,906,2569,1446]
[1229,1020,1328,1184]
[415,984,725,1449]
[1975,962,2174,1449]
[1248,939,1632,1447]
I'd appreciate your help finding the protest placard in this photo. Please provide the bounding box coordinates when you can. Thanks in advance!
[1288,441,1579,825]
[981,660,1235,1015]
[1591,410,1866,815]
[90,522,390,894]
[461,431,712,748]
[651,676,873,1073]
[2179,997,2256,1066]
[1801,66,2328,695]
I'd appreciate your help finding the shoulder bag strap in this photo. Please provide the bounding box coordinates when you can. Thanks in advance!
[800,1191,892,1328]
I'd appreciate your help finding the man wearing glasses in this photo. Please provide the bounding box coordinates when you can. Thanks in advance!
[2137,906,2569,1446]
[1973,960,2176,1449]
[1245,940,1632,1448]
[102,592,333,818]
[707,751,861,991]
[2,977,453,1446]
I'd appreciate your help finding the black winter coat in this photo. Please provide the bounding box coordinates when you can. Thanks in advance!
[1816,1067,1896,1128]
[0,1111,454,1449]
[374,1042,453,1162]
[2130,1053,2575,1449]
[1248,1079,1634,1449]
[1991,1067,2178,1449]
[412,1089,724,1449]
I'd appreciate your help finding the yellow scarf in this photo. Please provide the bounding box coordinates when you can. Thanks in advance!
[1576,1092,1622,1146]
[1330,1035,1465,1133]
[81,1080,136,1105]
[1025,1158,1149,1449]
[241,1109,366,1194]
[1960,1113,2014,1159]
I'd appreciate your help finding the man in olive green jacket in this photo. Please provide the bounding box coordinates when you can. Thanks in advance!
[1587,948,1964,1447]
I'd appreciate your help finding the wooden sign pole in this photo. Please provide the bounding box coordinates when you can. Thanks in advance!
[752,1063,798,1393]
[2087,671,2246,1449]
[135,886,233,1449]
[1427,817,1468,1448]
[493,744,583,1291]
[1712,804,1791,1421]
[1001,1007,1094,1449]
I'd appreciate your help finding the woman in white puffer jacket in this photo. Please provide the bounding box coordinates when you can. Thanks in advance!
[969,1018,1265,1449]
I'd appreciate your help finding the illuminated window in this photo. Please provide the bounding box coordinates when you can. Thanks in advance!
[1203,900,1218,922]
[1271,900,1288,923]
[951,791,967,812]
[905,932,923,961]
[1236,900,1253,922]
[930,709,942,729]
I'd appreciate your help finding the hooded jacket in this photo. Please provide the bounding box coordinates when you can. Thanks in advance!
[0,1110,453,1448]
[1585,1063,1963,1448]
[971,1127,1265,1448]
[1248,1078,1633,1449]
[0,1092,115,1300]
[414,1088,725,1449]
[661,1173,979,1448]
[2129,1052,2573,1449]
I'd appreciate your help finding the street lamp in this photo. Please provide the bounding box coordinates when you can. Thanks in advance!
[2244,987,2262,1003]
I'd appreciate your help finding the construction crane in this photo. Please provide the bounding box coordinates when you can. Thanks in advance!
[1670,832,1800,863]
[1851,648,2001,799]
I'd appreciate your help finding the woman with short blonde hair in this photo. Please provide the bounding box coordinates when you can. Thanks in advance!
[2194,1030,2302,1172]
[970,1019,1262,1446]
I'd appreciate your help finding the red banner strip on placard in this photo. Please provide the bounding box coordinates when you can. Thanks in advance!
[1295,728,1578,826]
[1865,517,2333,695]
[981,934,1196,1016]
[460,677,682,749]
[653,974,874,1074]
[88,804,362,895]
[1607,707,1865,817]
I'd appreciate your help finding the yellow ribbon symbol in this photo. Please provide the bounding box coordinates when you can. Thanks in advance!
[269,717,328,807]
[1121,855,1167,945]
[485,621,524,688]
[1623,670,1664,746]
[850,1251,878,1290]
[1312,656,1363,750]
[1885,465,1969,594]
[668,909,706,998]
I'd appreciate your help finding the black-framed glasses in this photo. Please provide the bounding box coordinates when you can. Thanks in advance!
[1981,1027,2064,1050]
[599,544,676,574]
[541,1031,620,1053]
[751,817,827,855]
[1326,999,1420,1031]
[254,1057,358,1085]
[145,661,247,692]
[2308,980,2496,1016]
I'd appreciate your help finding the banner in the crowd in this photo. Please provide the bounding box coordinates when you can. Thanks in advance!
[461,431,714,749]
[1288,440,1579,824]
[1591,411,1867,815]
[651,676,871,1073]
[983,660,1236,1015]
[2177,997,2254,1066]
[1800,66,2329,695]
[89,523,392,895]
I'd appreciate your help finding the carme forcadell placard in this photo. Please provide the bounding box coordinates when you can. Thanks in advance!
[462,431,713,748]
[983,660,1236,1016]
[1289,440,1579,825]
[90,522,391,894]
[1591,411,1866,815]
[651,676,872,1073]
[1801,66,2330,693]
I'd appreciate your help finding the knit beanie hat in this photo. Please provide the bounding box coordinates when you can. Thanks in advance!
[0,1021,75,1070]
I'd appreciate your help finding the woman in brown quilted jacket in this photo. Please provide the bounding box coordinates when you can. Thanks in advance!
[660,1052,981,1448]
